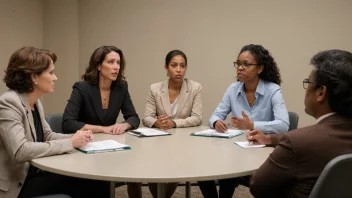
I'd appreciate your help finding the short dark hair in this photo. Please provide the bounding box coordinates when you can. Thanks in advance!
[239,44,282,85]
[82,46,126,85]
[311,50,352,117]
[165,50,187,66]
[3,47,57,93]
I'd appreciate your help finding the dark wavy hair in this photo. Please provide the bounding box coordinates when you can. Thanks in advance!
[165,50,187,66]
[311,50,352,117]
[82,46,126,85]
[239,44,281,85]
[3,47,57,93]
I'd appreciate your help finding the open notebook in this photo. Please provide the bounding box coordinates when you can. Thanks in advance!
[191,129,244,139]
[77,140,131,154]
[127,128,171,137]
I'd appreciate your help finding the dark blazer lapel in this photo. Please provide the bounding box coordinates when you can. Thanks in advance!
[90,84,105,124]
[106,83,119,123]
[18,93,36,141]
[160,80,172,116]
[174,79,189,118]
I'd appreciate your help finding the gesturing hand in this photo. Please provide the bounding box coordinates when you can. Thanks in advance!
[71,130,93,148]
[231,111,254,130]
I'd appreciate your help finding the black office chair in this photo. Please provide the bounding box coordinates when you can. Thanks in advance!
[309,153,352,198]
[45,113,63,133]
[288,111,299,131]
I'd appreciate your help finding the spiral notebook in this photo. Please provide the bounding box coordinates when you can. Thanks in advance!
[77,140,131,154]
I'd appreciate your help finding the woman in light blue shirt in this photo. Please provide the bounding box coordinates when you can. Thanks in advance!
[199,44,289,198]
[210,44,289,134]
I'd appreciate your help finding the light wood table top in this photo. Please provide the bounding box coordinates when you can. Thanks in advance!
[31,126,273,183]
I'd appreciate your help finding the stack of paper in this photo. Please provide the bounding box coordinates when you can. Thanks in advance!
[77,140,131,154]
[127,128,171,137]
[191,129,244,139]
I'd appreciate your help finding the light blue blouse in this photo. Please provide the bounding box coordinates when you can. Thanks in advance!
[209,79,289,134]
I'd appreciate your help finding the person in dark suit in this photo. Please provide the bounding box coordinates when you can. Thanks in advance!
[0,47,108,198]
[247,49,352,198]
[62,46,140,197]
[62,46,140,134]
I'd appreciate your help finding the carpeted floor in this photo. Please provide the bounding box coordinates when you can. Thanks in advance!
[115,185,253,198]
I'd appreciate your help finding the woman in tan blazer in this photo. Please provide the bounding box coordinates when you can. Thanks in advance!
[143,50,202,130]
[0,47,108,198]
[142,50,203,198]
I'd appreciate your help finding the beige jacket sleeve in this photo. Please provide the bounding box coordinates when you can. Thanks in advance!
[0,96,74,164]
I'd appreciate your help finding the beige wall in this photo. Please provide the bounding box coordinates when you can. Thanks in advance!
[42,0,80,114]
[78,0,352,127]
[0,0,43,93]
[1,0,352,127]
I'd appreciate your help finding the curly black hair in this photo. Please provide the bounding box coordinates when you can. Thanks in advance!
[239,44,282,85]
[311,49,352,117]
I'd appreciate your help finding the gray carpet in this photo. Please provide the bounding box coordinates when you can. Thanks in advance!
[115,185,253,198]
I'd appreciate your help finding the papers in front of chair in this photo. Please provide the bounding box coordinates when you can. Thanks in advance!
[127,128,171,137]
[235,141,266,148]
[191,129,244,139]
[77,140,131,154]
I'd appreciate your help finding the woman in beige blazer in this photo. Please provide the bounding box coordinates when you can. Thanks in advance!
[0,47,108,198]
[142,50,203,198]
[143,50,202,130]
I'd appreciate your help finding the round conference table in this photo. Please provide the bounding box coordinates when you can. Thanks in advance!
[31,126,273,198]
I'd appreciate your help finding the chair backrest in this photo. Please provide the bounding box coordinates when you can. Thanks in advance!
[309,153,352,198]
[45,113,63,133]
[288,111,299,131]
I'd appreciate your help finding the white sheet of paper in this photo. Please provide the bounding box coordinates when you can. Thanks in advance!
[235,141,266,148]
[132,128,169,136]
[195,129,243,137]
[80,140,129,152]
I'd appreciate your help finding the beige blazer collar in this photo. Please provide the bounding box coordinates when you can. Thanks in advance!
[160,78,189,118]
[18,92,36,141]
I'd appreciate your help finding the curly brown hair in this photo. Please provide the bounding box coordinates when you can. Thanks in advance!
[82,46,126,85]
[3,47,57,93]
[239,44,282,85]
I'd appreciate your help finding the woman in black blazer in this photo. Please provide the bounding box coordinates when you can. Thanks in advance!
[62,46,140,134]
[62,46,141,198]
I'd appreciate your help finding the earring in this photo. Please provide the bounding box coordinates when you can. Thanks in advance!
[35,82,38,86]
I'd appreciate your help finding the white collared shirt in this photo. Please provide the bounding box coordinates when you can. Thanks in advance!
[316,112,336,123]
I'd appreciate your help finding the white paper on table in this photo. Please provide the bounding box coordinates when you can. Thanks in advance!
[235,141,266,148]
[79,140,129,152]
[128,128,169,136]
[194,129,244,138]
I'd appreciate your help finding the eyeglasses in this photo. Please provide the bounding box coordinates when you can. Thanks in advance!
[303,78,316,89]
[233,61,260,69]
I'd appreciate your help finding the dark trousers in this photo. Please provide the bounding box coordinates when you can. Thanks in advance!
[197,176,250,198]
[18,170,110,198]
